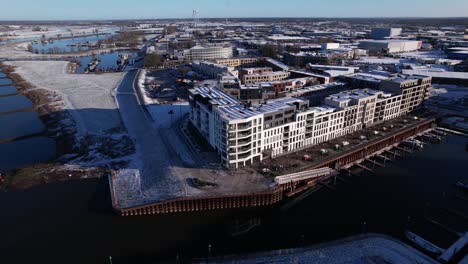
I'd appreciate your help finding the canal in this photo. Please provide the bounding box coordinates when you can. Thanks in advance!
[0,134,466,263]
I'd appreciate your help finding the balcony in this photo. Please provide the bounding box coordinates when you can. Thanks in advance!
[238,152,252,159]
[237,137,252,146]
[237,131,252,138]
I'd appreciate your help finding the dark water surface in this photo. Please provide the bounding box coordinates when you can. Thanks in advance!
[0,112,45,142]
[0,78,13,86]
[0,78,56,171]
[0,86,17,96]
[31,35,111,54]
[75,51,138,73]
[0,137,56,171]
[0,135,466,264]
[0,94,32,113]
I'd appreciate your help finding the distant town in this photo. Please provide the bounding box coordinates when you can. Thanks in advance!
[0,15,467,264]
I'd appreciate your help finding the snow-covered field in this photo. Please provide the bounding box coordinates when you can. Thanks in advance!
[427,84,468,116]
[0,42,127,60]
[0,25,117,41]
[206,234,438,264]
[6,61,125,135]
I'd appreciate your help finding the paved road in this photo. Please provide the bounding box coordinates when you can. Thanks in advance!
[115,70,184,206]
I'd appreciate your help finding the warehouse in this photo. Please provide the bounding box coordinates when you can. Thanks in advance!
[359,40,422,54]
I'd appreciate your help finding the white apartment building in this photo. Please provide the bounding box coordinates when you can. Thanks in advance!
[189,75,431,169]
[216,57,262,67]
[185,45,233,61]
[192,61,238,79]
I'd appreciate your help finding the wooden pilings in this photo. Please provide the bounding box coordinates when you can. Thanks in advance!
[116,119,436,216]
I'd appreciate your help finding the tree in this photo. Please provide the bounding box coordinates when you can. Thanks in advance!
[164,26,177,35]
[144,54,164,68]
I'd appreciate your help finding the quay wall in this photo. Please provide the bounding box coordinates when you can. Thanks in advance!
[115,118,436,216]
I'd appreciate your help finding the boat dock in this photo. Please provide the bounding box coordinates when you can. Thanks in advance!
[439,232,468,263]
[114,118,436,216]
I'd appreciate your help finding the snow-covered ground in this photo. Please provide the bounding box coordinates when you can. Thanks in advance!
[204,234,438,264]
[0,41,128,60]
[5,61,125,135]
[426,84,468,117]
[112,70,271,209]
[137,69,159,105]
[355,57,406,64]
[0,25,117,41]
[395,50,447,60]
[147,103,190,128]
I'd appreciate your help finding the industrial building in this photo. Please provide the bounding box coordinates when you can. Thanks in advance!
[188,75,431,168]
[370,27,402,39]
[359,40,422,54]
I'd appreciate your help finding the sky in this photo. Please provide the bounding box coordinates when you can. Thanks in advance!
[0,0,467,20]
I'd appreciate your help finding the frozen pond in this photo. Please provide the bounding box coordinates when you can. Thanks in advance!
[0,112,45,141]
[0,85,17,96]
[0,137,56,171]
[75,50,138,73]
[0,94,32,113]
[0,77,13,86]
[31,34,111,54]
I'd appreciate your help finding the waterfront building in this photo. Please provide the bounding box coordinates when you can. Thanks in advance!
[185,45,233,61]
[188,75,431,168]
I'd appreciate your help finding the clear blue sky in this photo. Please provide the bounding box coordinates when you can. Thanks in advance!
[1,0,467,20]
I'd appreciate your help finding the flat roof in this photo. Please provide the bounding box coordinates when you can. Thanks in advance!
[192,86,309,121]
[402,69,468,79]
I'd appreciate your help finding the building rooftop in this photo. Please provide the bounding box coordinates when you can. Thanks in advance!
[326,89,385,102]
[191,86,309,121]
[289,82,347,97]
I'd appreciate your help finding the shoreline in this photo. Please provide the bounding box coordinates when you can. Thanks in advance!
[114,118,436,216]
[0,62,110,190]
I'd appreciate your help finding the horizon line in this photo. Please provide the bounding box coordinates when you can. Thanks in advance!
[0,16,467,22]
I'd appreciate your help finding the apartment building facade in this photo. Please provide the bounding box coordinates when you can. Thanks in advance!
[185,45,234,61]
[215,57,262,67]
[239,68,291,85]
[192,61,238,79]
[189,75,430,169]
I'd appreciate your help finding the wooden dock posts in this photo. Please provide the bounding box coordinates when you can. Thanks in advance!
[356,163,373,172]
[113,118,436,217]
[445,208,468,222]
[425,217,463,238]
[365,158,385,168]
[395,146,412,153]
[385,150,401,158]
[318,179,336,191]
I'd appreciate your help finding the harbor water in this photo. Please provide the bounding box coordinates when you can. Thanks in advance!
[74,51,138,73]
[0,133,466,263]
[31,34,111,54]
